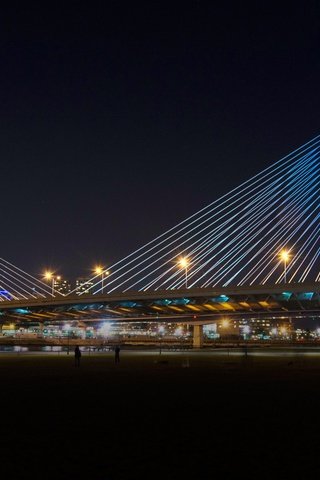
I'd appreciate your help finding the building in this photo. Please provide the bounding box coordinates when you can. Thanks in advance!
[212,316,293,340]
[75,278,94,295]
[53,277,72,295]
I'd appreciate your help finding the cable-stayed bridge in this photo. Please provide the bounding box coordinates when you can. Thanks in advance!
[81,133,320,293]
[1,134,320,344]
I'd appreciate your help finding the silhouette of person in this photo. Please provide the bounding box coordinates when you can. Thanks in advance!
[74,345,81,367]
[115,345,120,364]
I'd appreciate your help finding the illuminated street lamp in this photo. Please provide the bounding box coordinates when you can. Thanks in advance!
[43,271,60,296]
[178,256,190,288]
[94,266,110,294]
[279,249,291,283]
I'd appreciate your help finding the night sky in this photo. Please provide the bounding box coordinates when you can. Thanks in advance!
[1,2,320,281]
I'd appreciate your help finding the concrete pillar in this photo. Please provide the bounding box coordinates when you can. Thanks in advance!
[193,324,203,348]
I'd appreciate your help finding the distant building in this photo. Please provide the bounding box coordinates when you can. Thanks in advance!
[216,319,241,339]
[75,278,94,295]
[53,277,72,295]
[214,316,292,340]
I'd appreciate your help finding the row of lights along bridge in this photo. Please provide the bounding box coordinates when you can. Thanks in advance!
[43,266,110,296]
[43,249,291,295]
[171,249,290,288]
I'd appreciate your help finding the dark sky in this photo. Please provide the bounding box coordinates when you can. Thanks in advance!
[1,1,320,280]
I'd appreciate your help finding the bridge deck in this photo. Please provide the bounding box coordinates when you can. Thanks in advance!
[0,283,320,323]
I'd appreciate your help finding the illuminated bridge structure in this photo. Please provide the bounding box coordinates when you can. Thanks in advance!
[1,135,320,345]
[1,283,320,346]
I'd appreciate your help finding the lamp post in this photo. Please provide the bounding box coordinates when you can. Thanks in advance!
[102,270,110,294]
[178,257,189,288]
[43,271,58,296]
[279,250,291,283]
[94,266,110,294]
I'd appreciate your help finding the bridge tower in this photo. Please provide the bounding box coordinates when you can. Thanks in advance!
[193,325,204,348]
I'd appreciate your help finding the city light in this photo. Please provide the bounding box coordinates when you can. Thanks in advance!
[279,249,291,283]
[174,327,183,336]
[64,323,72,355]
[279,250,290,263]
[93,266,110,293]
[177,256,190,288]
[43,270,58,295]
[2,319,320,343]
[280,326,287,335]
[178,257,189,269]
[98,323,112,338]
[44,271,53,281]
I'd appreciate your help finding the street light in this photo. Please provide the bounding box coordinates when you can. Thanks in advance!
[43,271,59,296]
[94,266,110,294]
[279,249,291,283]
[178,256,189,288]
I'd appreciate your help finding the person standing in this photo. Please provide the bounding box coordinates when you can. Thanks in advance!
[115,345,120,364]
[74,345,81,367]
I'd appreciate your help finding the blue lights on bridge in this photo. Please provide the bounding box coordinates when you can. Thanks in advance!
[171,298,190,306]
[273,292,317,302]
[0,290,12,300]
[154,298,190,306]
[296,292,315,301]
[119,301,138,308]
[211,295,229,303]
[273,292,292,301]
[13,308,31,315]
[154,299,172,306]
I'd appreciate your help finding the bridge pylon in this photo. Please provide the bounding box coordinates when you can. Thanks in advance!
[193,324,204,348]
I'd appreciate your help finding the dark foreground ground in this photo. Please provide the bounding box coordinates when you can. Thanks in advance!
[1,349,320,479]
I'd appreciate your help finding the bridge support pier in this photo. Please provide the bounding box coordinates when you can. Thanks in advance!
[193,325,203,348]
